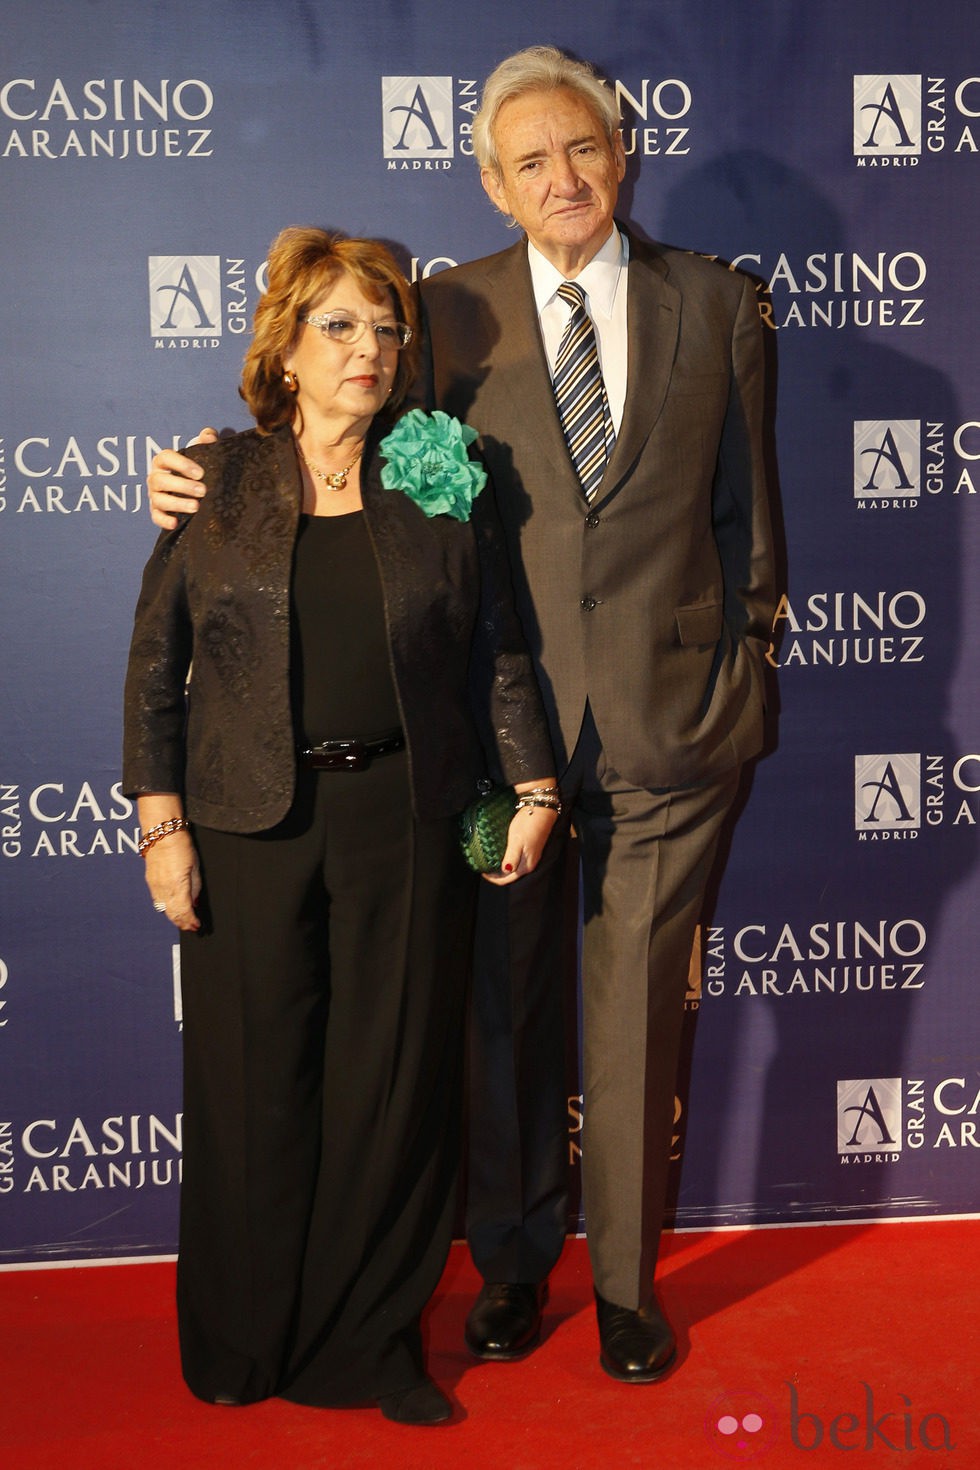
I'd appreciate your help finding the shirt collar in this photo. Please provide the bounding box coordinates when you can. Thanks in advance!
[527,226,627,320]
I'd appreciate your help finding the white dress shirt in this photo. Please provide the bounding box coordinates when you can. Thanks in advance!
[527,227,629,435]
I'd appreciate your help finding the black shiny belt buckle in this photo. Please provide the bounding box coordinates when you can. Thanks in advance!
[299,731,403,771]
[300,741,370,770]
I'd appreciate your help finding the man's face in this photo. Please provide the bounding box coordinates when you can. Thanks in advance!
[481,86,626,276]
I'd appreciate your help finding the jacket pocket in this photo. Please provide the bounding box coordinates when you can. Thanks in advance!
[675,601,723,647]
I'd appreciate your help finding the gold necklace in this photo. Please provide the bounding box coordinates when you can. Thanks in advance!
[297,441,364,491]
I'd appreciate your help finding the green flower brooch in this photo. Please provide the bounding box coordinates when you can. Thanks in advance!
[379,409,486,522]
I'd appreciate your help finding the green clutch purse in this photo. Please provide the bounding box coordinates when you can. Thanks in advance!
[458,783,517,873]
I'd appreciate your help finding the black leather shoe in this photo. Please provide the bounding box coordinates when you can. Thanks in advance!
[595,1291,677,1383]
[464,1281,547,1360]
[377,1378,452,1425]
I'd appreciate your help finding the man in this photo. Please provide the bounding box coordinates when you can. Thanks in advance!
[148,46,776,1384]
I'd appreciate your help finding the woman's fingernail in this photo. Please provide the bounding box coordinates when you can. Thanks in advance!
[503,863,513,872]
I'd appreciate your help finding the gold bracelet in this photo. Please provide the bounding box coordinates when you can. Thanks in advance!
[138,816,190,856]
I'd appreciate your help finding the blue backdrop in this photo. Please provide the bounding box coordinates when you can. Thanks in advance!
[3,0,979,1265]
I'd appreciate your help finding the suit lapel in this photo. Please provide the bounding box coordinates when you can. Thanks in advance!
[470,234,682,511]
[594,233,680,505]
[480,245,586,501]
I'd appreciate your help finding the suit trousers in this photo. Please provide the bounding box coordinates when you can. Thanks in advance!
[177,753,475,1406]
[467,704,739,1310]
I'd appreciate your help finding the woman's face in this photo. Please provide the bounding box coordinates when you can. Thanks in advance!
[284,271,401,430]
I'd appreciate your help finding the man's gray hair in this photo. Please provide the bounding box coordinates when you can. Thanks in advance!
[473,45,622,175]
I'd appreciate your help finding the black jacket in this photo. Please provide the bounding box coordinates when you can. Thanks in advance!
[123,420,553,830]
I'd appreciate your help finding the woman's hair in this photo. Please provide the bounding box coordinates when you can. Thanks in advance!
[240,227,419,431]
[473,45,621,176]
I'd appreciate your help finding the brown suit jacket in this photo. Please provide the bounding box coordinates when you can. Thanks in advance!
[420,227,776,786]
[123,421,554,830]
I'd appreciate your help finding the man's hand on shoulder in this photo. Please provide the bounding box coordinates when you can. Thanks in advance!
[148,427,219,529]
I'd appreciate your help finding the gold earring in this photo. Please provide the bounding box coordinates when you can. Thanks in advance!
[283,369,299,394]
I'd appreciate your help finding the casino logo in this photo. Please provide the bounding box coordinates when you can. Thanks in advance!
[854,75,980,161]
[0,779,139,859]
[769,588,926,669]
[838,1074,980,1157]
[613,77,693,159]
[16,1112,182,1194]
[854,421,919,501]
[712,918,927,999]
[837,1078,902,1155]
[382,76,455,162]
[725,248,926,330]
[149,255,220,338]
[379,74,694,170]
[853,418,980,506]
[1,431,183,515]
[0,76,215,161]
[854,76,921,158]
[855,755,920,836]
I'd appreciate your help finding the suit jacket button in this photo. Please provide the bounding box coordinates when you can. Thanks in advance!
[585,511,600,528]
[581,596,597,612]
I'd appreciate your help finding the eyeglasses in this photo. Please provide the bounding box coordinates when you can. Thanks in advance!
[303,312,413,349]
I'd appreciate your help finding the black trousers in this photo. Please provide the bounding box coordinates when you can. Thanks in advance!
[467,706,739,1308]
[177,752,476,1406]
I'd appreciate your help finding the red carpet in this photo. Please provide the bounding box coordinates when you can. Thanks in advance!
[4,1221,977,1468]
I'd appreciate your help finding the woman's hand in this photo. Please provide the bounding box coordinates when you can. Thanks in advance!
[138,796,203,930]
[482,779,560,887]
[144,829,202,929]
[143,829,202,930]
[147,428,219,529]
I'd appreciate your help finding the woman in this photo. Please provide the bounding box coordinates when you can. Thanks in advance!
[123,227,558,1425]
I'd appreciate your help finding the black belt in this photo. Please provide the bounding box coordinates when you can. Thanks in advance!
[298,729,405,771]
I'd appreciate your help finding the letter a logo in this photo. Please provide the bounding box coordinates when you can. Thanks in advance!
[854,754,921,831]
[837,1078,902,1152]
[148,256,221,336]
[382,77,454,159]
[843,1086,895,1147]
[854,421,920,499]
[854,76,921,156]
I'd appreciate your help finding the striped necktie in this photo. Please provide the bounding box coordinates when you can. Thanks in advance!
[553,280,615,502]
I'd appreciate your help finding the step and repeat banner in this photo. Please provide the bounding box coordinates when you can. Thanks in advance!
[2,1,979,1264]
